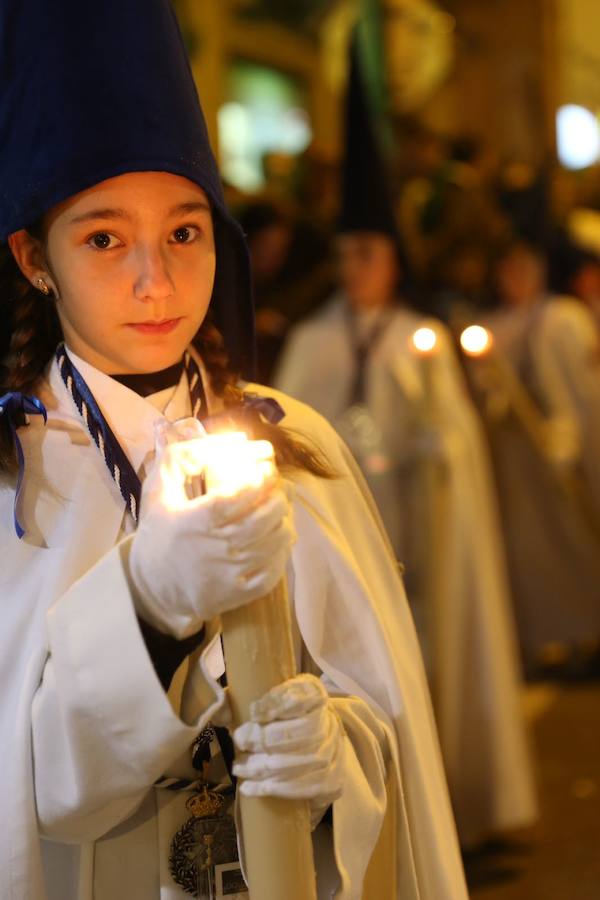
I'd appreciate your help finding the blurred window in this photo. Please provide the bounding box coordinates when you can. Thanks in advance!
[218,61,312,192]
[556,104,600,170]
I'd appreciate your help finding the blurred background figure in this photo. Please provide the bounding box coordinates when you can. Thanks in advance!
[236,200,334,383]
[275,38,537,851]
[496,160,551,247]
[396,126,509,295]
[428,236,494,326]
[550,222,600,326]
[466,241,600,673]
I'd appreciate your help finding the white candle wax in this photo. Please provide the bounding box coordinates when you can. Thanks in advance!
[156,427,317,898]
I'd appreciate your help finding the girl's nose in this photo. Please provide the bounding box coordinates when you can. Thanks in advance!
[133,246,175,301]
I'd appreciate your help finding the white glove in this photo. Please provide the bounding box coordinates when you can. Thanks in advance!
[129,442,296,639]
[233,674,346,823]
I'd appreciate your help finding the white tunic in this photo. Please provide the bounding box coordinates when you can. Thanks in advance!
[275,296,538,846]
[0,349,467,899]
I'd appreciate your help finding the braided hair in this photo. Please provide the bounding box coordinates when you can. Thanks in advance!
[0,234,62,471]
[0,235,334,480]
[193,321,335,478]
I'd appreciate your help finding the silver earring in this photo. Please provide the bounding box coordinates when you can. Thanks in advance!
[35,277,51,296]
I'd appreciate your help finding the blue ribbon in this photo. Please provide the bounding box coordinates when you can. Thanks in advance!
[56,345,144,521]
[0,392,47,538]
[241,393,285,424]
[203,393,285,435]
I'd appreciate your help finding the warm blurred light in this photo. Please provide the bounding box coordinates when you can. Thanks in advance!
[218,62,312,192]
[384,0,455,113]
[556,105,600,170]
[201,433,275,497]
[412,327,438,354]
[161,432,275,510]
[218,103,256,189]
[568,208,600,256]
[460,325,493,357]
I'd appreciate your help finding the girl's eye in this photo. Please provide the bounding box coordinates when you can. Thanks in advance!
[88,232,119,250]
[171,225,200,244]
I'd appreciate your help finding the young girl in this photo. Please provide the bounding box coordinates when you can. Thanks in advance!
[0,1,467,898]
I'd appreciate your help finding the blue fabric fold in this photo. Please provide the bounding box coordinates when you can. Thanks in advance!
[241,393,285,425]
[0,392,47,538]
[202,392,285,437]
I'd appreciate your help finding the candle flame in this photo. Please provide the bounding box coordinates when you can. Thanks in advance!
[160,431,275,510]
[460,325,493,357]
[412,327,438,354]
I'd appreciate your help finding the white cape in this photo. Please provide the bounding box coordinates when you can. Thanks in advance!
[0,350,467,899]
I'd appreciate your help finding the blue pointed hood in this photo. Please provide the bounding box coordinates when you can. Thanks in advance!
[0,0,255,376]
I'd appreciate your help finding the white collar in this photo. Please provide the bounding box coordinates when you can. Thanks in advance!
[46,345,216,472]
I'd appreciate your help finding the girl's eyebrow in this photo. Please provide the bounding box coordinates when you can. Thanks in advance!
[69,207,127,225]
[168,200,211,216]
[68,200,211,226]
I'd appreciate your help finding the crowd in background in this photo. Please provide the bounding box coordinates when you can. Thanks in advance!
[227,126,600,386]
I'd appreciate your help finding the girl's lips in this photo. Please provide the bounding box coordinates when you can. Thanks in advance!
[127,318,181,335]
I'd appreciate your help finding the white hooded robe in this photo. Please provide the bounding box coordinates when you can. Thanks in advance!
[0,348,467,900]
[483,297,600,660]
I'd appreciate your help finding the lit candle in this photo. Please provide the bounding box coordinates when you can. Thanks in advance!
[409,324,450,699]
[411,325,439,422]
[162,426,317,900]
[458,324,498,405]
[160,430,275,509]
[459,322,548,457]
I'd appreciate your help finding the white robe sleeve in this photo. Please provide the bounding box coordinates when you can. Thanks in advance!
[325,690,391,900]
[31,536,223,844]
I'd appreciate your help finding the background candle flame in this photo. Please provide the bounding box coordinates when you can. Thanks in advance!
[460,325,493,357]
[412,327,438,354]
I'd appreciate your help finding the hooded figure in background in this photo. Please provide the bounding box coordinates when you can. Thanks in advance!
[477,240,600,667]
[275,37,537,848]
[0,2,469,899]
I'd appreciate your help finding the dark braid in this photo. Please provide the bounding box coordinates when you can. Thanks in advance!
[193,319,236,402]
[0,242,61,472]
[193,320,336,480]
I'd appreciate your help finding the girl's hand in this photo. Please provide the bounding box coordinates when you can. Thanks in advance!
[128,443,296,639]
[233,674,346,821]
